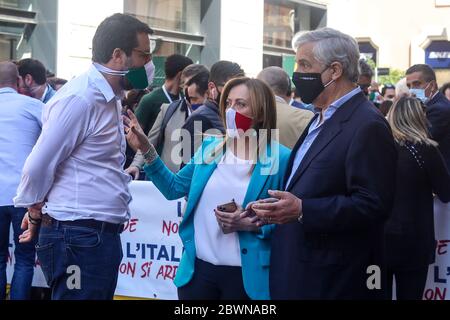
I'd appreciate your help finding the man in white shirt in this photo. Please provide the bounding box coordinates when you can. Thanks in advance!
[0,62,43,300]
[14,13,154,300]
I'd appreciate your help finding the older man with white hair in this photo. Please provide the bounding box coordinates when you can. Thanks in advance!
[252,28,397,300]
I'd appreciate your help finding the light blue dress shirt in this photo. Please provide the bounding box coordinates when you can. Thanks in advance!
[0,87,43,206]
[285,87,362,189]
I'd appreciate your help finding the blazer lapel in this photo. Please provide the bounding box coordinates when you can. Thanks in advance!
[283,114,319,189]
[286,92,366,192]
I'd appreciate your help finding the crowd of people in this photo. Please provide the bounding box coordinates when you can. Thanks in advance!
[1,13,450,301]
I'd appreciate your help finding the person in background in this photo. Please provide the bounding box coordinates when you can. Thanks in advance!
[385,96,450,300]
[406,64,450,169]
[396,77,410,97]
[379,100,393,117]
[17,59,56,103]
[382,83,396,101]
[358,59,374,97]
[126,64,210,178]
[440,82,450,101]
[181,61,244,160]
[135,54,193,135]
[125,77,291,300]
[0,62,43,300]
[47,77,68,91]
[257,66,314,149]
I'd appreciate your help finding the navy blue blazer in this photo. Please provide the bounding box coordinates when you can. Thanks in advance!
[426,92,450,169]
[270,92,397,300]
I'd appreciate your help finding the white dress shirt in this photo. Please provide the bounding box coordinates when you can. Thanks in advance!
[14,64,132,224]
[0,87,43,206]
[194,150,252,267]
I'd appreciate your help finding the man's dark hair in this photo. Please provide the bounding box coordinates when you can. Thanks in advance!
[440,82,450,96]
[48,77,68,89]
[92,13,153,64]
[186,70,210,96]
[165,54,193,80]
[209,61,245,86]
[17,59,47,85]
[181,64,209,80]
[406,64,437,82]
[359,59,373,78]
[381,83,396,97]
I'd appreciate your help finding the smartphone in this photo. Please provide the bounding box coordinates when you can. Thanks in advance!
[217,200,238,213]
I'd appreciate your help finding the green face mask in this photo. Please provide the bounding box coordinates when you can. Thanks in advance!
[125,66,149,90]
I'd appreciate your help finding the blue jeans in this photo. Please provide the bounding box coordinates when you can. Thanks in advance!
[36,221,123,300]
[0,206,37,300]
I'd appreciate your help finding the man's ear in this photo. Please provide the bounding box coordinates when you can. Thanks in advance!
[111,48,125,64]
[330,62,344,80]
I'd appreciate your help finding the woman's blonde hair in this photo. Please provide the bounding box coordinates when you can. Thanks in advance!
[387,96,437,147]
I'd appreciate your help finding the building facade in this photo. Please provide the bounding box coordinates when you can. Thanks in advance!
[0,0,325,82]
[1,0,449,85]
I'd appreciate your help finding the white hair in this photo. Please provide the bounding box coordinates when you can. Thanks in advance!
[293,27,360,83]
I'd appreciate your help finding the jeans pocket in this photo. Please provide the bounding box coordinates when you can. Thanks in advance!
[35,242,54,287]
[66,228,102,248]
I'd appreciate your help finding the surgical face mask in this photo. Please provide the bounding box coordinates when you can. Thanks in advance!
[410,82,433,103]
[226,108,253,139]
[144,60,155,87]
[93,59,153,90]
[292,67,334,104]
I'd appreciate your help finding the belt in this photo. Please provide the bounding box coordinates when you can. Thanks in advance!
[41,214,124,234]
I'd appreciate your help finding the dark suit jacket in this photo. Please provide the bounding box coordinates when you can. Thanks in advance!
[426,92,450,169]
[270,92,397,300]
[385,143,450,269]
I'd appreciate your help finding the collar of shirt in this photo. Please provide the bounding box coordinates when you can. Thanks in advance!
[89,64,120,103]
[40,84,49,102]
[0,87,17,94]
[313,86,362,127]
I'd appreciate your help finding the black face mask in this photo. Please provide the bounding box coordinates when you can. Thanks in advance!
[292,67,333,104]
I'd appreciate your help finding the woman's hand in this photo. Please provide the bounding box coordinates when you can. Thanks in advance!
[123,110,151,153]
[215,205,261,234]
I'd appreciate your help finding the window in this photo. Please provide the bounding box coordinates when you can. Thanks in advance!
[124,0,201,35]
[264,1,295,48]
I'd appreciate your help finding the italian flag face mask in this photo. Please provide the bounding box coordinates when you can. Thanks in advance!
[226,108,253,138]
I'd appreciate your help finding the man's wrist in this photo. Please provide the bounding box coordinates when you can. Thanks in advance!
[297,199,303,223]
[28,211,42,225]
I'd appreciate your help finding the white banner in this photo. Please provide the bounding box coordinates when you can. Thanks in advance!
[7,185,450,300]
[7,181,185,299]
[423,198,450,300]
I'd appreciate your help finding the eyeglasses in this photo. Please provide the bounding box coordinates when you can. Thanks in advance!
[133,48,152,61]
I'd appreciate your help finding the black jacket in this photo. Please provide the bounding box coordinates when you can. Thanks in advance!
[426,92,450,169]
[270,92,397,300]
[181,100,225,160]
[385,142,450,268]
